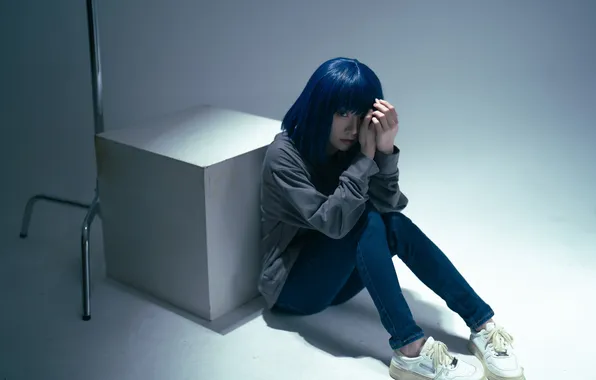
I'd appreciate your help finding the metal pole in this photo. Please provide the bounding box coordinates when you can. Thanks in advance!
[19,0,104,322]
[87,0,104,135]
[79,0,103,321]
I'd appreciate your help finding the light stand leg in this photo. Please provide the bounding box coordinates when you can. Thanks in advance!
[20,195,91,238]
[19,0,104,322]
[19,191,99,321]
[81,188,100,321]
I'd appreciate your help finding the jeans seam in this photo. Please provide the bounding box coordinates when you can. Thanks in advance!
[355,241,400,341]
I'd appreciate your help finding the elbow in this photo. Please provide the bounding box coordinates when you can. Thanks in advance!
[390,192,402,208]
[328,208,368,240]
[310,203,368,240]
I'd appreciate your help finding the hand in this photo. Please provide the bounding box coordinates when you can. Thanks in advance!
[359,109,376,159]
[371,98,399,154]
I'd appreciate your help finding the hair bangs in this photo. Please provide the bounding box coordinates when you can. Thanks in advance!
[331,74,381,117]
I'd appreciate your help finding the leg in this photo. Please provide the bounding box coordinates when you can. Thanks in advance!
[275,207,424,350]
[20,194,90,238]
[80,193,99,321]
[354,211,425,350]
[330,269,364,306]
[274,211,369,315]
[383,212,494,331]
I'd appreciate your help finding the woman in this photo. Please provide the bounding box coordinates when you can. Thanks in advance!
[258,57,524,380]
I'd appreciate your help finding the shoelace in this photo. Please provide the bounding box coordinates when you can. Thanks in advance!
[422,340,454,370]
[486,325,514,354]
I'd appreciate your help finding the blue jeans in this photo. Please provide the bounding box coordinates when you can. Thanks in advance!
[274,207,494,350]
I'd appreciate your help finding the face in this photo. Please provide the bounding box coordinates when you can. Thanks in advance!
[327,110,362,154]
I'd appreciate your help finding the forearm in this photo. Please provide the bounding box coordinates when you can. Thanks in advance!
[374,145,400,173]
[369,145,406,213]
[271,152,380,239]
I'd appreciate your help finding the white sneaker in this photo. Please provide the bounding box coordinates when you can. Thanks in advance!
[469,323,525,380]
[389,337,485,380]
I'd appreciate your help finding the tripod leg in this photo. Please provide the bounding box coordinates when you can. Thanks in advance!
[81,193,99,321]
[20,194,90,238]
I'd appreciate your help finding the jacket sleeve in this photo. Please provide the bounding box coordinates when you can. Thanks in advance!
[268,152,380,239]
[368,146,407,213]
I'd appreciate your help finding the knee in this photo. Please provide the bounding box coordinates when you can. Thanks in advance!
[382,211,412,231]
[365,209,412,234]
[365,209,385,230]
[350,208,402,242]
[358,209,388,240]
[344,207,383,241]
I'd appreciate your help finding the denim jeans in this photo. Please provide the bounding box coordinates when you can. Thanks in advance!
[274,207,494,350]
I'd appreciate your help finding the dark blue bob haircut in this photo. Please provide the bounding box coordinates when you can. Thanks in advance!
[281,57,384,164]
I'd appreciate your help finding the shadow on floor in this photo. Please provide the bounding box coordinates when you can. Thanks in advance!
[262,288,470,366]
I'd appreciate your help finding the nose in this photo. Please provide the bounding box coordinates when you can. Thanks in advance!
[347,117,358,136]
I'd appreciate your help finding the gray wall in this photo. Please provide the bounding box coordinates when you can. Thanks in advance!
[2,0,595,246]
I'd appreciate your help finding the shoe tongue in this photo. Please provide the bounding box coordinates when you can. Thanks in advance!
[421,337,456,367]
[484,322,496,332]
[421,337,436,351]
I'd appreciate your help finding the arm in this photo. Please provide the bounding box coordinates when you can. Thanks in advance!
[368,145,407,213]
[366,99,408,213]
[269,152,379,239]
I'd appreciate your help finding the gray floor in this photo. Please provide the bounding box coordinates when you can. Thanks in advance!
[1,172,594,380]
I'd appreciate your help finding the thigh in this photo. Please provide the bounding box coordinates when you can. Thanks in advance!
[275,213,369,315]
[330,269,364,306]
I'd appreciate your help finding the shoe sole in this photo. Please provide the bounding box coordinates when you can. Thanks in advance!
[389,361,487,380]
[467,341,526,380]
[389,363,435,380]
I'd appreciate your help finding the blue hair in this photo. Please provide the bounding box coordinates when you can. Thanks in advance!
[281,57,384,165]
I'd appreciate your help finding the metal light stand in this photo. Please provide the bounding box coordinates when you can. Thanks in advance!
[19,0,103,321]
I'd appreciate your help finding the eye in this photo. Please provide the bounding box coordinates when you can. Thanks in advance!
[337,111,349,117]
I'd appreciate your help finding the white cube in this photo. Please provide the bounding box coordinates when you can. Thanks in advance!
[95,105,280,320]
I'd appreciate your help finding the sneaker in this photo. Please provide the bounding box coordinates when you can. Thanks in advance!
[389,337,485,380]
[469,323,525,380]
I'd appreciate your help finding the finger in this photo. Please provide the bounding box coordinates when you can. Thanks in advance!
[373,98,390,113]
[372,111,390,131]
[373,100,391,127]
[371,116,385,137]
[377,99,398,123]
[373,99,393,129]
[359,116,372,143]
[373,122,383,136]
[377,98,394,111]
[359,128,365,145]
[360,109,374,127]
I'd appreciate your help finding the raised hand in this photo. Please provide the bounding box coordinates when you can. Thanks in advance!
[371,98,399,154]
[359,109,377,159]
